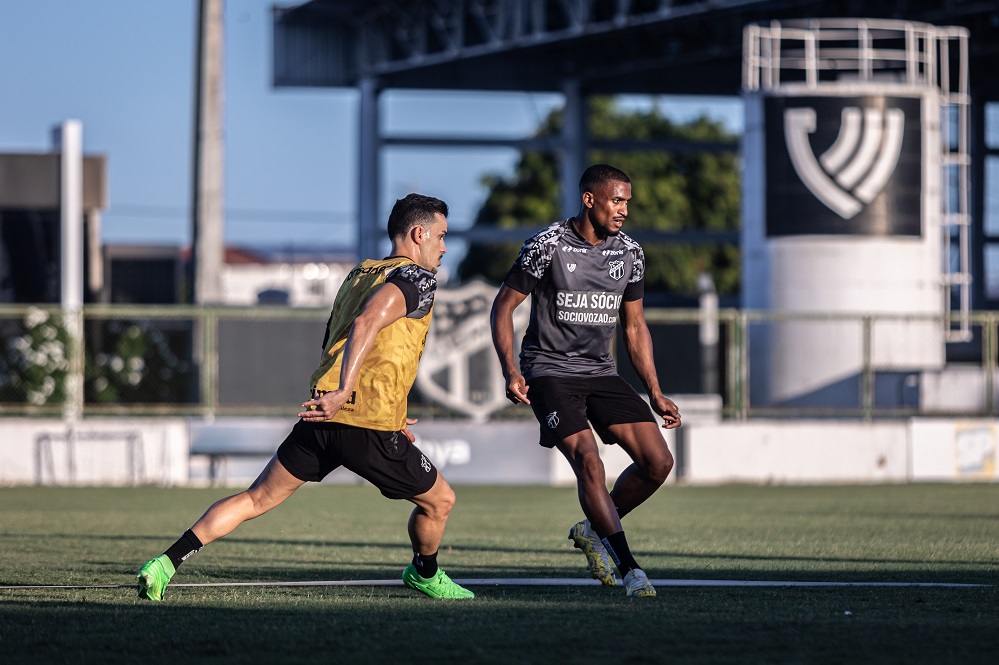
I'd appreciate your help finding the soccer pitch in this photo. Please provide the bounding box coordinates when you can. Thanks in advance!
[1,484,997,664]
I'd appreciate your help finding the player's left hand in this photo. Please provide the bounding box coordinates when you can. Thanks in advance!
[402,417,418,442]
[651,395,681,430]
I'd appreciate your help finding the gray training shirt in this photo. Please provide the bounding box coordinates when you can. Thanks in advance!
[504,218,646,381]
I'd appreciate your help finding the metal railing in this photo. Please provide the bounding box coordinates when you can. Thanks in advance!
[1,304,997,420]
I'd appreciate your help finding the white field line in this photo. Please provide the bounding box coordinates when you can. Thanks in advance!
[0,578,989,590]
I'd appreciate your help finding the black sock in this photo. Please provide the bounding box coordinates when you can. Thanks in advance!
[164,529,204,570]
[412,550,439,579]
[601,531,640,578]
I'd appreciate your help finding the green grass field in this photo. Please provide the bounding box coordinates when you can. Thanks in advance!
[1,483,997,664]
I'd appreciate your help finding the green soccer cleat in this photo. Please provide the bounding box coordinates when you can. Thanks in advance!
[402,564,474,599]
[137,554,175,601]
[568,520,617,586]
[623,568,656,598]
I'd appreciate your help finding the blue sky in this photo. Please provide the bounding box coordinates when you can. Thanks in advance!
[0,0,741,272]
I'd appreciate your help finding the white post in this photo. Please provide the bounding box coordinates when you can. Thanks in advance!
[698,271,719,395]
[54,120,83,313]
[53,120,84,470]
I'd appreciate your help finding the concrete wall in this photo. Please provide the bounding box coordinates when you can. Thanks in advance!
[683,418,998,484]
[1,415,995,487]
[0,418,189,486]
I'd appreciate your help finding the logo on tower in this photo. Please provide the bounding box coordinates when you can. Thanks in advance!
[784,106,904,219]
[765,95,921,237]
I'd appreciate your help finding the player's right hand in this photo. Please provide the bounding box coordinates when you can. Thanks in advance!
[505,373,530,405]
[298,390,349,421]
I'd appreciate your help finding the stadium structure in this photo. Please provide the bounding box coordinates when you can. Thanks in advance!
[2,0,999,487]
[271,0,999,483]
[271,0,999,311]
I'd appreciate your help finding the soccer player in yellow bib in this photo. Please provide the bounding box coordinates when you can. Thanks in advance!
[137,194,474,601]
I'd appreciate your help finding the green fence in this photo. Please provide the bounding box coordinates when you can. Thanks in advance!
[640,308,999,419]
[1,304,997,419]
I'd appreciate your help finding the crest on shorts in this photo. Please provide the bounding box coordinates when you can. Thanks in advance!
[608,260,625,281]
[546,411,559,429]
[416,279,530,423]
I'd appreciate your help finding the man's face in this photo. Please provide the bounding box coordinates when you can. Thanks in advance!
[417,213,448,273]
[586,179,631,237]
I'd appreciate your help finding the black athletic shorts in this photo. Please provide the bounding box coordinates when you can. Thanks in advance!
[526,375,657,448]
[277,420,438,500]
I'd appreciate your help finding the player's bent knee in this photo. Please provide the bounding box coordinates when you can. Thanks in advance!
[419,478,456,520]
[646,451,674,485]
[436,485,456,515]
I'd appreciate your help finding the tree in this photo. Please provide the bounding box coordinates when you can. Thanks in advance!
[456,97,741,297]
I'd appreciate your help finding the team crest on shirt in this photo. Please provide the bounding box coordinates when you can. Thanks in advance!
[546,411,559,429]
[567,263,576,272]
[609,260,625,280]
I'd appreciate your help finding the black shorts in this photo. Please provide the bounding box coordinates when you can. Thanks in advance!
[277,420,438,500]
[526,375,657,448]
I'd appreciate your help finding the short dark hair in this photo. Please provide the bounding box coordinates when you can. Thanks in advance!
[386,193,449,240]
[579,164,630,194]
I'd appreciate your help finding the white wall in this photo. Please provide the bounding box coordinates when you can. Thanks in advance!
[684,421,908,484]
[0,418,188,486]
[1,416,995,487]
[221,261,352,306]
[684,418,999,484]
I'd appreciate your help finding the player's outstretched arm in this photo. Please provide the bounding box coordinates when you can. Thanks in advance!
[490,284,531,405]
[620,298,681,429]
[299,282,409,421]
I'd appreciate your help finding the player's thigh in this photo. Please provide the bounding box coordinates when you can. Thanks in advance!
[409,472,455,517]
[605,421,673,472]
[245,455,307,510]
[553,426,604,468]
[586,377,668,467]
[276,419,344,483]
[340,427,438,500]
[526,375,592,447]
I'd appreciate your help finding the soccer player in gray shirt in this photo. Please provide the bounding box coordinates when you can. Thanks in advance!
[491,164,681,598]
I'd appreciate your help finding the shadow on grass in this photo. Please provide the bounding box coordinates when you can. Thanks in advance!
[7,532,998,587]
[1,585,998,665]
